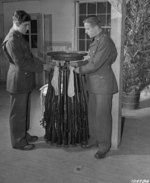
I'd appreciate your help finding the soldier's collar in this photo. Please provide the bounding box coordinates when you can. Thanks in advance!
[94,31,103,41]
[11,28,23,37]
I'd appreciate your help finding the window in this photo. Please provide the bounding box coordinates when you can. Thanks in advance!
[77,1,111,51]
[23,19,38,49]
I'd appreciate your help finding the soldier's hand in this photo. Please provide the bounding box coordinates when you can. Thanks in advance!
[83,55,90,61]
[70,62,78,68]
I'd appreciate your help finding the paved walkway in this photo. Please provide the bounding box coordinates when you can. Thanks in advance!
[0,87,150,183]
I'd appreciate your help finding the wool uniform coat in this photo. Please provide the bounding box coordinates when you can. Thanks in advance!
[2,28,43,94]
[79,32,118,149]
[2,28,43,148]
[79,32,118,94]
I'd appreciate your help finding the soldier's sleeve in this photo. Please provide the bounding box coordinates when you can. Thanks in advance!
[6,37,43,73]
[109,39,118,64]
[76,60,89,67]
[79,36,113,74]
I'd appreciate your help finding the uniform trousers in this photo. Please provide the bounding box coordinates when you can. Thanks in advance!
[9,92,31,148]
[88,93,112,150]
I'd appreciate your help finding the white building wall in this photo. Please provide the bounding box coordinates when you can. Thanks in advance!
[3,0,74,44]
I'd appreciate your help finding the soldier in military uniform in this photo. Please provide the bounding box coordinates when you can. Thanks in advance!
[74,16,118,159]
[2,10,53,150]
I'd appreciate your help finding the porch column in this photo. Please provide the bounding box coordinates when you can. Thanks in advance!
[111,1,125,149]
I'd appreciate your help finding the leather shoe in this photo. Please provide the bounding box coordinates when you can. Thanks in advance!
[14,144,35,151]
[26,133,38,142]
[94,150,109,159]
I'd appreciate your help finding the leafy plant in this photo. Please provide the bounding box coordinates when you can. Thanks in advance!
[123,0,150,94]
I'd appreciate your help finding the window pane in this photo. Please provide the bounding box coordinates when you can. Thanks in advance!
[107,15,111,26]
[97,2,107,14]
[88,3,96,14]
[31,35,37,48]
[79,15,86,27]
[31,20,37,34]
[79,40,85,51]
[107,2,111,13]
[97,15,107,26]
[78,28,85,39]
[79,3,86,15]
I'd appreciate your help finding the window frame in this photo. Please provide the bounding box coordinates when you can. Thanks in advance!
[75,0,111,51]
[24,13,40,50]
